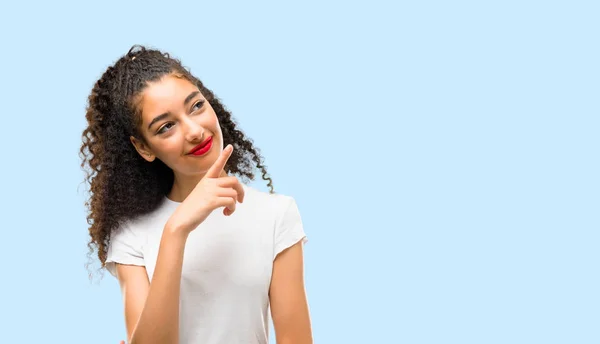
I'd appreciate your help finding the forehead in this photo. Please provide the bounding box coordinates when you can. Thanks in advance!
[138,75,200,120]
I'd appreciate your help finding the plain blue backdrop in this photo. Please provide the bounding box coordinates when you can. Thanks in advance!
[0,1,597,343]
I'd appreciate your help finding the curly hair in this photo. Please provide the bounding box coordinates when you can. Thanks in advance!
[80,45,273,274]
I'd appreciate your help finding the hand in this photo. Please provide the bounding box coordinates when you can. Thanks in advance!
[166,144,245,234]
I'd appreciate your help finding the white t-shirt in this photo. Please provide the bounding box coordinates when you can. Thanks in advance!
[105,184,307,344]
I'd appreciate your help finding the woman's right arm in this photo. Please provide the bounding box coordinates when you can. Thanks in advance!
[113,144,243,344]
[115,227,188,344]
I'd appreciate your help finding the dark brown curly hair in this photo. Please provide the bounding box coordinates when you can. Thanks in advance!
[80,45,273,273]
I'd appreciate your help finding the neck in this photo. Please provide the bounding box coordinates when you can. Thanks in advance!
[167,169,228,203]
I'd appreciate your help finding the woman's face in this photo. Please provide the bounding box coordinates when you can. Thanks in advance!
[131,74,224,177]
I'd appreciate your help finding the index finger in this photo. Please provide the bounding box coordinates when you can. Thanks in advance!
[205,144,233,178]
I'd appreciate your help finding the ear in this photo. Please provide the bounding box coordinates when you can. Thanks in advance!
[130,136,156,162]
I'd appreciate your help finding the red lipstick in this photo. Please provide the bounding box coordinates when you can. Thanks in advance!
[188,136,213,156]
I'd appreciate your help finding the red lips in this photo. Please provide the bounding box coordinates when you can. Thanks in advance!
[188,136,213,155]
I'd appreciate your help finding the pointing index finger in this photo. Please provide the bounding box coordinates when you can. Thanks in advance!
[205,144,233,178]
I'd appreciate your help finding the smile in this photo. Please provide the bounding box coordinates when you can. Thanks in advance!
[188,137,213,156]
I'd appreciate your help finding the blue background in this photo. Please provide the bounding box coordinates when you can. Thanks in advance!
[0,1,598,343]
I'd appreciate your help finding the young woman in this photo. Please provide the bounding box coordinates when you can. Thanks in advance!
[80,45,312,344]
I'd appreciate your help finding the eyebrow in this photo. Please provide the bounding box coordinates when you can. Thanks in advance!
[184,91,200,107]
[147,91,201,130]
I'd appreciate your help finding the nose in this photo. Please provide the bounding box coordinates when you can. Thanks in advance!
[183,117,204,142]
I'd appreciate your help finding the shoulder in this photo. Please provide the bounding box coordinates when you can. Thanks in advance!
[109,198,174,245]
[241,184,300,218]
[105,198,173,276]
[240,184,308,258]
[241,184,304,236]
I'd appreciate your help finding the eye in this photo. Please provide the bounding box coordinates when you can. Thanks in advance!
[192,100,205,112]
[157,122,175,134]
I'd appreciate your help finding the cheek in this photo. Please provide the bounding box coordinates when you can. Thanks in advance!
[150,136,181,158]
[202,111,222,136]
[213,116,222,136]
[199,111,224,151]
[212,116,224,149]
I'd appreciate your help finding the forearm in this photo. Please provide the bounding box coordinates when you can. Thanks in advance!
[130,227,188,344]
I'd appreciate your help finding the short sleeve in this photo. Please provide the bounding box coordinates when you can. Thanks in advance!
[105,221,145,278]
[274,197,308,259]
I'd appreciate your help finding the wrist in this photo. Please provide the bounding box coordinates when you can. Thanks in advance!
[163,221,191,240]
